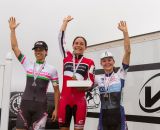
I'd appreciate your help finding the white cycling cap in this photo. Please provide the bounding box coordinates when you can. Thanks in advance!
[100,50,114,59]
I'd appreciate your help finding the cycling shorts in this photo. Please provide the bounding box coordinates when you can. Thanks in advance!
[58,95,87,129]
[16,100,48,130]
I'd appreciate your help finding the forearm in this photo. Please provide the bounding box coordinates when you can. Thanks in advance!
[58,28,67,58]
[60,21,68,32]
[10,30,18,49]
[123,32,131,64]
[10,30,20,57]
[123,31,131,55]
[54,89,60,112]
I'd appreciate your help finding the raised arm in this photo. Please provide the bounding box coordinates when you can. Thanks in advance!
[9,17,21,58]
[118,21,131,65]
[60,15,73,32]
[58,16,73,58]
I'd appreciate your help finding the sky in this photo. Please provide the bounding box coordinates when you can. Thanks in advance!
[0,0,160,91]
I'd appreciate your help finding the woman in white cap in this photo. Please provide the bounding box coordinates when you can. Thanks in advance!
[96,21,131,130]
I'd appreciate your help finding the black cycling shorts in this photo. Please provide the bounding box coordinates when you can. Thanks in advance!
[16,100,48,129]
[102,108,121,130]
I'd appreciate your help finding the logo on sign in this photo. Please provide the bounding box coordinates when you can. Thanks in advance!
[139,73,160,113]
[10,93,23,115]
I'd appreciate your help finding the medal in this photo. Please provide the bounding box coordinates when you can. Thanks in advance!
[32,81,37,87]
[32,61,46,87]
[104,93,108,101]
[72,75,77,80]
[104,93,108,98]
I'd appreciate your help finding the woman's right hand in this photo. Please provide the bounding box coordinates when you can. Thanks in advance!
[8,17,20,31]
[63,15,73,23]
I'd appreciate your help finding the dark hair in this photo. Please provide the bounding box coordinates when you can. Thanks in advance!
[72,36,87,47]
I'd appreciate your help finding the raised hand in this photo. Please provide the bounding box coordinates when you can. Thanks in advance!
[63,15,73,23]
[8,17,20,31]
[60,15,73,32]
[118,21,128,33]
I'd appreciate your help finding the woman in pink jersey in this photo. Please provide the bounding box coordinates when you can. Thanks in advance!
[58,16,95,130]
[9,17,60,130]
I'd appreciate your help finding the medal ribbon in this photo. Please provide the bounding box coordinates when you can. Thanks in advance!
[33,61,46,84]
[104,72,114,92]
[103,72,114,103]
[73,54,84,77]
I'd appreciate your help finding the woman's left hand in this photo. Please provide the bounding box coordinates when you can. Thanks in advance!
[118,21,128,33]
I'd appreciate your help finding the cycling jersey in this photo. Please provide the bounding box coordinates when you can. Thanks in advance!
[18,53,59,102]
[96,63,129,130]
[16,53,59,129]
[58,31,95,129]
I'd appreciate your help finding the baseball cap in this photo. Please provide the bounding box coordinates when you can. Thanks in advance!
[32,41,48,50]
[100,50,114,59]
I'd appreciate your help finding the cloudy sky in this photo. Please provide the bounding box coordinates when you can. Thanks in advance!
[0,0,160,91]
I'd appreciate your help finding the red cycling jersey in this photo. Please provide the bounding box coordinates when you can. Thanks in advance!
[59,31,95,97]
[58,31,95,129]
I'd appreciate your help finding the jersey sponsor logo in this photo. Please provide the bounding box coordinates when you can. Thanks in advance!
[98,76,121,93]
[58,118,63,123]
[139,73,160,113]
[109,76,118,83]
[108,84,121,93]
[10,92,23,115]
[78,120,84,125]
[64,63,88,71]
[99,86,106,93]
[64,63,89,77]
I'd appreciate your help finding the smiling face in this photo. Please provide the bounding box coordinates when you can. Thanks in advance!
[101,57,115,73]
[34,47,47,62]
[72,37,87,55]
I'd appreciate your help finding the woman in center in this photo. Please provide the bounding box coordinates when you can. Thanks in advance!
[57,16,95,130]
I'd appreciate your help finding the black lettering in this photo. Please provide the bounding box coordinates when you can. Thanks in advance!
[145,86,160,107]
